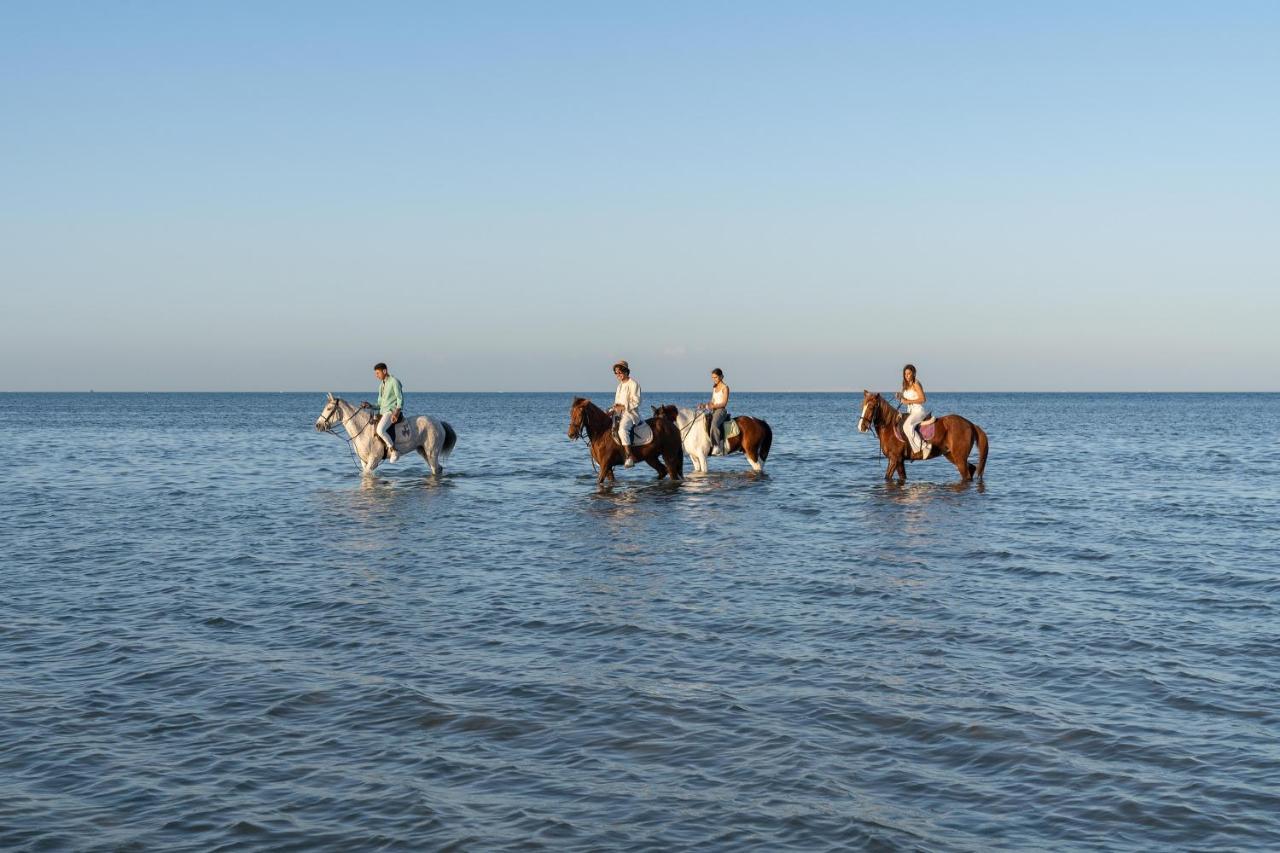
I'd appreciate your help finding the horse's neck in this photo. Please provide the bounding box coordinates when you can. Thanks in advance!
[583,404,614,438]
[877,399,900,436]
[339,402,371,439]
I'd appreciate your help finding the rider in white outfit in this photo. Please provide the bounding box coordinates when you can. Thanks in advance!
[612,360,642,468]
[896,363,931,458]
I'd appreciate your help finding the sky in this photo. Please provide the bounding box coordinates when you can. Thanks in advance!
[2,2,1277,391]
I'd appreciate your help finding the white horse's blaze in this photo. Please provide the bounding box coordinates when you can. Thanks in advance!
[858,402,870,432]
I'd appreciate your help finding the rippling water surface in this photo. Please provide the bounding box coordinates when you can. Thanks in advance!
[2,392,1278,851]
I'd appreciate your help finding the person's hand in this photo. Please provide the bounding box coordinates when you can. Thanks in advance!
[393,408,402,418]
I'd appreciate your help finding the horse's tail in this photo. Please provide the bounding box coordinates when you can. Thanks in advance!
[441,421,458,457]
[973,422,988,478]
[757,420,773,462]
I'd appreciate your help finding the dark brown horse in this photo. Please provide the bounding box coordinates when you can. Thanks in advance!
[857,391,988,482]
[652,404,773,474]
[568,398,684,483]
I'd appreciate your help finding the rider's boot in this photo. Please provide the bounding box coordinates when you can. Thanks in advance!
[384,439,399,462]
[919,441,931,459]
[623,448,636,468]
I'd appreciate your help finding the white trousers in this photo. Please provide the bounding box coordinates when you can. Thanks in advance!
[617,411,641,446]
[377,412,396,449]
[903,403,926,453]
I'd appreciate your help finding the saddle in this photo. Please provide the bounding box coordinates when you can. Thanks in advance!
[612,415,654,447]
[894,411,936,443]
[702,412,739,441]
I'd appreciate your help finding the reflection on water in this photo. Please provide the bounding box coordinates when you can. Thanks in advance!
[2,391,1278,852]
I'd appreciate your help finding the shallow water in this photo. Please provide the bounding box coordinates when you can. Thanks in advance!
[2,392,1277,851]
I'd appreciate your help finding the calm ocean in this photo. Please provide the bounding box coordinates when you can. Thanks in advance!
[2,392,1277,851]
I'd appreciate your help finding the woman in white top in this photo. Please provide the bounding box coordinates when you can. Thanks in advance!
[698,368,731,455]
[612,360,642,467]
[894,363,930,457]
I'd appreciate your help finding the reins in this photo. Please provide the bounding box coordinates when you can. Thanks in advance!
[320,401,377,470]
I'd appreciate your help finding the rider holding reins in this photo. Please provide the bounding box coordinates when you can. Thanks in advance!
[361,362,403,462]
[895,363,930,458]
[612,360,642,468]
[697,368,730,456]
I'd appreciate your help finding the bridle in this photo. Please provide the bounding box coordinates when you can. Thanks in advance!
[318,398,378,469]
[858,396,887,432]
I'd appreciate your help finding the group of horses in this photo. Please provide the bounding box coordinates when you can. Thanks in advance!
[315,390,988,483]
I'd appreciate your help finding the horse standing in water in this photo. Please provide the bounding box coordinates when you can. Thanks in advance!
[568,398,683,483]
[857,391,988,482]
[315,393,456,476]
[652,405,772,474]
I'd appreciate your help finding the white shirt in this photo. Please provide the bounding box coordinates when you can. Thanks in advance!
[711,384,729,407]
[902,387,921,402]
[614,378,641,413]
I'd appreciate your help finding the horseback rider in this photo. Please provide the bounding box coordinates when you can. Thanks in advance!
[611,360,642,468]
[360,362,403,463]
[697,368,730,456]
[894,363,931,458]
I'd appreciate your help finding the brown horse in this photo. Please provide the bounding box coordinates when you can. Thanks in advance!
[652,404,773,474]
[857,391,988,482]
[568,398,684,483]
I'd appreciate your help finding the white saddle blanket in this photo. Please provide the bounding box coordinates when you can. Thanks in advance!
[386,417,423,452]
[618,420,653,446]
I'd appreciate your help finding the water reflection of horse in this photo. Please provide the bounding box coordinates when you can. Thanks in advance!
[652,405,772,474]
[857,391,988,482]
[568,398,683,484]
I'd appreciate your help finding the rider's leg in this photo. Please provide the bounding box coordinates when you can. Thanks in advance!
[377,412,399,461]
[709,408,727,455]
[902,404,925,455]
[619,411,638,466]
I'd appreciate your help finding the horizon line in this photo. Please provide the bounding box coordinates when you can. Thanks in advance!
[3,389,1276,395]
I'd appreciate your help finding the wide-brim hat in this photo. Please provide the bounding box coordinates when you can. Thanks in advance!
[612,359,630,373]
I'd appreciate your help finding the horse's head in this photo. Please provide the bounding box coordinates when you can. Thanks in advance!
[568,397,590,440]
[857,390,884,433]
[653,404,679,422]
[315,392,344,432]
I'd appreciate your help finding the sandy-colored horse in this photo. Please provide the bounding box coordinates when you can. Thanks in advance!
[315,393,456,476]
[857,391,987,482]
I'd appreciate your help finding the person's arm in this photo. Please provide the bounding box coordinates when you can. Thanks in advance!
[914,383,926,405]
[715,386,730,409]
[630,382,641,411]
[388,379,404,413]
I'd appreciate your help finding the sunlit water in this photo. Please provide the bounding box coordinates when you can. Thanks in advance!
[2,392,1277,851]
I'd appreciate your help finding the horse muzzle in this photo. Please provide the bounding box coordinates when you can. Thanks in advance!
[315,419,328,432]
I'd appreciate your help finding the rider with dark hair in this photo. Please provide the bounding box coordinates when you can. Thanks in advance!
[894,363,930,458]
[698,368,731,456]
[361,362,403,462]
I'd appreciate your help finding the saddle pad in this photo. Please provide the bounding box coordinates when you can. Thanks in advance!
[630,421,654,445]
[388,417,421,452]
[895,417,936,443]
[722,418,741,440]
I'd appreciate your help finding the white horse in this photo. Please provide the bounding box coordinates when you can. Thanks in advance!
[662,406,764,474]
[315,393,457,476]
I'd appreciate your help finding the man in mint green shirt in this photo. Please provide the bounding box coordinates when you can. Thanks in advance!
[360,362,404,461]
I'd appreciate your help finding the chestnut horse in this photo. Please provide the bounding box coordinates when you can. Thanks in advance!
[653,405,773,474]
[568,398,683,483]
[857,391,988,482]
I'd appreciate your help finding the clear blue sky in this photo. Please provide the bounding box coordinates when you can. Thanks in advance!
[2,2,1277,391]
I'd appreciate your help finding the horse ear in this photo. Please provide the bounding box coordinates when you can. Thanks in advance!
[327,391,334,400]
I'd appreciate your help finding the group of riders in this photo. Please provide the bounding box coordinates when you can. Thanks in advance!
[360,359,934,464]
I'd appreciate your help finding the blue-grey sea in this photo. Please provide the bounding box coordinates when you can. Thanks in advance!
[2,392,1278,852]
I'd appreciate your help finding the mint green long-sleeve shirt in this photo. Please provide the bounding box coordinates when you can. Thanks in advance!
[377,375,403,414]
